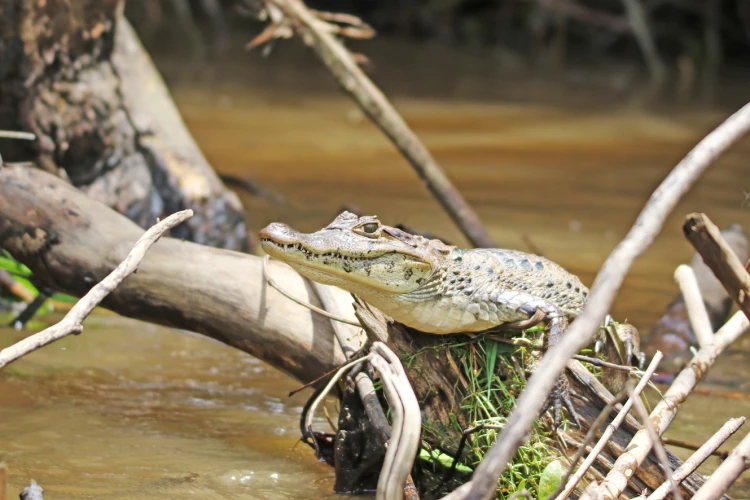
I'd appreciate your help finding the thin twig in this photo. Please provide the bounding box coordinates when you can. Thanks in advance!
[546,389,628,500]
[661,437,729,460]
[9,290,50,329]
[304,354,374,438]
[0,210,193,370]
[0,268,35,303]
[553,351,662,500]
[648,417,745,500]
[692,428,750,500]
[371,342,422,500]
[0,130,35,141]
[450,101,750,500]
[591,310,750,498]
[683,213,750,322]
[674,265,714,347]
[263,255,361,327]
[630,384,682,500]
[309,280,365,358]
[0,462,5,500]
[254,0,495,248]
[573,354,637,372]
[288,360,352,397]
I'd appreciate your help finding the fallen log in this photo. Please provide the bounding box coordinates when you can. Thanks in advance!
[0,164,358,384]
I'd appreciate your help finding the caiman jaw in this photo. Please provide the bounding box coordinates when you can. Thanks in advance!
[259,212,452,295]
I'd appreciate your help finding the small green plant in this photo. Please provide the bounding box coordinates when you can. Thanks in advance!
[0,249,77,313]
[413,327,566,499]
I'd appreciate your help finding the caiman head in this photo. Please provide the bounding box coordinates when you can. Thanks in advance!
[259,212,454,298]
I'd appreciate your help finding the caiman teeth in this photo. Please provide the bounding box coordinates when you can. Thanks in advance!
[261,238,373,262]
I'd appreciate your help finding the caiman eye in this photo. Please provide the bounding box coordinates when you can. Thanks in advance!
[362,223,379,234]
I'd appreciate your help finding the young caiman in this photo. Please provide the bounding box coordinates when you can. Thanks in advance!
[260,211,592,425]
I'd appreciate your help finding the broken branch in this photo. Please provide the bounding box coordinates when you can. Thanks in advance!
[684,212,750,322]
[0,210,193,370]
[674,264,715,347]
[590,310,750,497]
[553,351,662,499]
[648,417,746,500]
[692,428,750,500]
[251,0,495,248]
[630,384,682,500]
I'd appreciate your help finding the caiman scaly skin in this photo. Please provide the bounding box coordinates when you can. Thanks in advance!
[260,211,588,424]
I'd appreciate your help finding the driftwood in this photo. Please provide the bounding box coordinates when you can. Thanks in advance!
[0,164,358,384]
[0,1,247,250]
[649,417,746,500]
[692,429,750,500]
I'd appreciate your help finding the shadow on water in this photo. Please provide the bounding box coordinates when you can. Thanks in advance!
[3,39,750,497]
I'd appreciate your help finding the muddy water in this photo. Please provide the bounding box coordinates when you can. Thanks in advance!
[0,314,339,499]
[3,46,750,497]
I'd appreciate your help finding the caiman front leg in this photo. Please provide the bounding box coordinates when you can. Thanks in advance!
[539,313,581,429]
[491,301,581,428]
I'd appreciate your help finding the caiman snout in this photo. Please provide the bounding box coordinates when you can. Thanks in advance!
[259,222,299,245]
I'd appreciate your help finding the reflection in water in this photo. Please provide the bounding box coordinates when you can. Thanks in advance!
[2,56,750,497]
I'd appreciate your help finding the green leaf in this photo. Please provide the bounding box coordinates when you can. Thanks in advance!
[0,251,33,277]
[485,340,498,394]
[538,459,564,499]
[524,324,545,333]
[50,292,78,304]
[418,448,473,474]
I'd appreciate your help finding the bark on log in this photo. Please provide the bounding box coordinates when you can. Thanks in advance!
[0,1,247,250]
[0,164,358,383]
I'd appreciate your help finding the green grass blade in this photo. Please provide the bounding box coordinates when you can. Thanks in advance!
[486,340,498,395]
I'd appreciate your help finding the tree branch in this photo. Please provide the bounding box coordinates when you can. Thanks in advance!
[0,210,193,369]
[692,428,750,500]
[683,212,750,322]
[250,0,494,248]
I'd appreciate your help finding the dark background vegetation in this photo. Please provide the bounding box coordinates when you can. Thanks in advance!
[126,2,750,72]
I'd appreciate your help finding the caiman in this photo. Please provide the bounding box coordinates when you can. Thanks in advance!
[259,211,592,425]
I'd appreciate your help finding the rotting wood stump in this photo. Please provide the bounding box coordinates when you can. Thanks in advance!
[352,298,714,498]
